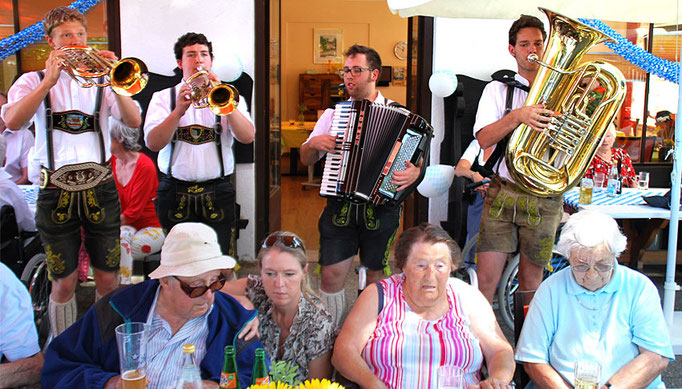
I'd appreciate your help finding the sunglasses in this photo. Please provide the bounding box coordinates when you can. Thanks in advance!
[262,234,305,251]
[173,276,227,298]
[571,263,614,273]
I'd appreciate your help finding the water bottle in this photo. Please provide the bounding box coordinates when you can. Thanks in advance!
[605,165,620,197]
[176,344,203,389]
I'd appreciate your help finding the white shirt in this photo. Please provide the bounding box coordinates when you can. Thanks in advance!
[473,73,530,182]
[143,83,254,181]
[1,129,34,183]
[0,263,40,362]
[303,91,392,162]
[1,71,138,183]
[0,169,36,232]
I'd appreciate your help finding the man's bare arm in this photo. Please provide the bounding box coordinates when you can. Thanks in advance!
[0,353,44,387]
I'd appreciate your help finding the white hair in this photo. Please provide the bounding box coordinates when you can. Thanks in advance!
[108,117,141,151]
[556,210,627,258]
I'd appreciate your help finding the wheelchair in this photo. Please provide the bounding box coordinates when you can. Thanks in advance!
[0,205,51,349]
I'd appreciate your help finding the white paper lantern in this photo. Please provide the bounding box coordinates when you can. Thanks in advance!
[428,71,458,98]
[417,164,455,198]
[212,53,243,82]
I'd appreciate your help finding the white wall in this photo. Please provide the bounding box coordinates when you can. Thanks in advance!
[428,17,549,225]
[120,0,258,261]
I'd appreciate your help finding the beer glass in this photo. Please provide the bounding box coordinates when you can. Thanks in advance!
[579,178,593,204]
[574,359,601,389]
[638,171,650,190]
[115,322,148,389]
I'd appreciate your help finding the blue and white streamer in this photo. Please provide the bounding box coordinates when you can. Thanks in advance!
[580,18,680,84]
[0,0,102,62]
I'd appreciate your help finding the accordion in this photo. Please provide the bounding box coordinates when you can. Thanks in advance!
[320,100,433,205]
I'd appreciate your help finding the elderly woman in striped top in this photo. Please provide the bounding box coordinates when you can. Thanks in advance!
[333,223,515,389]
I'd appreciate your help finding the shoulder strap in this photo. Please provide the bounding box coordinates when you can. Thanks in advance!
[37,71,55,171]
[168,86,176,178]
[214,115,225,177]
[376,281,384,314]
[93,77,106,164]
[481,70,529,173]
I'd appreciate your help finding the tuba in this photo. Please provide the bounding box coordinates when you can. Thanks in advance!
[184,68,239,116]
[506,8,626,197]
[60,45,148,96]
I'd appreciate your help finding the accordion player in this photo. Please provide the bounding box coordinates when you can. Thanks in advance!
[319,99,433,206]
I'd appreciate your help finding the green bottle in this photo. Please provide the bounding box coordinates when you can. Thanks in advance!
[219,345,241,389]
[250,348,270,385]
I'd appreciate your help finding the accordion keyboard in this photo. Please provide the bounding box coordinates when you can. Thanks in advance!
[320,102,352,197]
[378,129,423,197]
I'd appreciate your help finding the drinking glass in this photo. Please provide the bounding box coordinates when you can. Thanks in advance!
[593,172,605,191]
[579,178,593,204]
[115,322,148,389]
[437,365,465,389]
[574,359,601,389]
[638,171,650,190]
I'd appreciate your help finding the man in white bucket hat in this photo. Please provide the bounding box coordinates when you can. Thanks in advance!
[42,222,264,388]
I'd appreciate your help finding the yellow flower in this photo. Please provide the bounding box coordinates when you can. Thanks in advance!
[297,379,345,389]
[246,383,293,389]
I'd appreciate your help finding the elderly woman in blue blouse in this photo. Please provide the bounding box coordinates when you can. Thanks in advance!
[515,211,673,389]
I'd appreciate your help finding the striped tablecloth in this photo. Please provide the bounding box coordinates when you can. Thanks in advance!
[563,187,667,209]
[563,187,676,219]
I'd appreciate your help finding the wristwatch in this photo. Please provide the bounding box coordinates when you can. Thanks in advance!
[605,382,615,388]
[469,172,476,180]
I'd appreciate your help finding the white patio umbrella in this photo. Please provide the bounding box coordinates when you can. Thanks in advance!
[388,0,682,349]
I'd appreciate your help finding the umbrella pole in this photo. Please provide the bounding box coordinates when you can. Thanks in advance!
[662,54,682,326]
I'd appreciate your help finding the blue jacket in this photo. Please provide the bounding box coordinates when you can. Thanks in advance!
[42,280,262,388]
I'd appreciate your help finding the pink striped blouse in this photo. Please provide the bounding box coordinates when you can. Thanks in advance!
[362,274,484,388]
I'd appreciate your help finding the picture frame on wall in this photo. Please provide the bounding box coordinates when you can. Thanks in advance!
[393,67,406,85]
[313,28,343,64]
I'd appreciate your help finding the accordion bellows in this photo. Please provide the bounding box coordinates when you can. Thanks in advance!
[320,100,433,206]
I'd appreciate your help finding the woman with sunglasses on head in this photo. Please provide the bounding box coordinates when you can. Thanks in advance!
[516,211,673,389]
[222,231,336,382]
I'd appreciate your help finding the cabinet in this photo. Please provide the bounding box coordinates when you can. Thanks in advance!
[298,74,346,121]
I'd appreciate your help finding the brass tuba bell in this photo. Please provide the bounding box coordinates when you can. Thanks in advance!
[184,68,239,116]
[59,45,148,96]
[505,8,626,197]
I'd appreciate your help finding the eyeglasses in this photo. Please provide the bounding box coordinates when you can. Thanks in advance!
[173,276,227,298]
[337,67,371,78]
[571,262,614,273]
[262,234,305,251]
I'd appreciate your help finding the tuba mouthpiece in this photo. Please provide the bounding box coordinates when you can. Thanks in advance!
[527,54,539,63]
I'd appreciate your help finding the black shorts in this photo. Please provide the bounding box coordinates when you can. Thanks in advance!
[318,199,402,273]
[35,180,121,279]
[156,175,236,256]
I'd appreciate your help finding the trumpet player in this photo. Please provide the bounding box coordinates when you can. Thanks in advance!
[145,32,255,257]
[1,6,142,338]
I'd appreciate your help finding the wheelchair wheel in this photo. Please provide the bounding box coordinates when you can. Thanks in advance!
[24,254,51,349]
[460,232,479,263]
[497,250,570,330]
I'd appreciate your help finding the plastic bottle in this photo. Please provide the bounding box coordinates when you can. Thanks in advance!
[605,165,620,197]
[250,348,270,385]
[219,345,241,389]
[176,344,203,389]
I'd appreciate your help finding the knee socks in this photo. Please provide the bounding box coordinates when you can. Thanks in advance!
[48,295,77,338]
[319,289,346,327]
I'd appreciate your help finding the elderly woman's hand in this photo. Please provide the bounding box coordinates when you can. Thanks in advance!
[468,377,513,389]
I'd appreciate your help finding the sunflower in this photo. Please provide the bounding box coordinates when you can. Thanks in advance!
[296,379,345,389]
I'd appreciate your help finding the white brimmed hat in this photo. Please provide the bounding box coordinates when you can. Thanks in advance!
[148,222,236,279]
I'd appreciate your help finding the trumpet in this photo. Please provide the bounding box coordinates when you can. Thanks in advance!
[184,68,239,116]
[59,45,148,96]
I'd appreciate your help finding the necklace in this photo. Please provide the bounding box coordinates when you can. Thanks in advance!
[575,294,613,311]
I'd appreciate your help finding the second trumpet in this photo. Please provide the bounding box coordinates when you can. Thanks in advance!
[184,69,239,116]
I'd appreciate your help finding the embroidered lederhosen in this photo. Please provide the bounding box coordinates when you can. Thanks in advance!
[165,86,228,225]
[36,71,113,225]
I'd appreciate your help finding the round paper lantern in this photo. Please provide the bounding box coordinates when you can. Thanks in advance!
[417,164,455,198]
[212,53,243,82]
[428,71,458,98]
